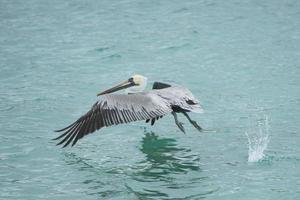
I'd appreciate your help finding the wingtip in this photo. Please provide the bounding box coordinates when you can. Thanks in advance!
[54,128,67,132]
[52,133,67,141]
[52,134,63,140]
[55,141,68,148]
[54,122,77,132]
[71,142,76,147]
[56,142,62,147]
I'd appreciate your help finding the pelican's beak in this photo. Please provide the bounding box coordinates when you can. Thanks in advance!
[97,79,135,96]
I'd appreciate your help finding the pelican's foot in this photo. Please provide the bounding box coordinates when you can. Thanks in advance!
[176,121,186,134]
[190,120,202,132]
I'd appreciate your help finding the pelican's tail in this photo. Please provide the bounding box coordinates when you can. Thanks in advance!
[189,104,204,113]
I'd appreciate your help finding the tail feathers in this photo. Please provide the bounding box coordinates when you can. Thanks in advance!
[184,104,204,113]
[190,106,204,113]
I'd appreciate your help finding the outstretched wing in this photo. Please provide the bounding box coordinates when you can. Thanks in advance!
[54,92,172,147]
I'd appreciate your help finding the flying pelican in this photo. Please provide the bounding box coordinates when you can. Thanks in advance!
[54,74,203,147]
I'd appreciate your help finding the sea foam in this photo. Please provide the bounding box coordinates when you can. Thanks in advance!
[245,115,270,162]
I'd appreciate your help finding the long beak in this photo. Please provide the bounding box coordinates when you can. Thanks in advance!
[97,80,134,96]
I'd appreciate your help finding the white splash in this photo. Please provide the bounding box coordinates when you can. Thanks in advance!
[245,115,270,162]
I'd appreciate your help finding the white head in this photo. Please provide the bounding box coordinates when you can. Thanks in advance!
[126,74,148,94]
[97,74,148,96]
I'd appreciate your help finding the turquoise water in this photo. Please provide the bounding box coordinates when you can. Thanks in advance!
[1,0,300,199]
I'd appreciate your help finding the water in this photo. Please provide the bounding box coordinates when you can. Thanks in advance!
[1,0,300,199]
[246,115,270,162]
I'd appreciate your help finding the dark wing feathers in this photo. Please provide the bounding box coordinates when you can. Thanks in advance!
[145,115,163,126]
[152,82,171,89]
[54,93,172,147]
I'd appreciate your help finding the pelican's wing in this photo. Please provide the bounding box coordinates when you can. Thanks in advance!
[54,92,172,147]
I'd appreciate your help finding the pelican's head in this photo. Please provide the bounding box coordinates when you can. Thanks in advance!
[97,74,147,96]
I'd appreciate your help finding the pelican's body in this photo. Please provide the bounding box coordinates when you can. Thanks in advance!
[55,75,203,147]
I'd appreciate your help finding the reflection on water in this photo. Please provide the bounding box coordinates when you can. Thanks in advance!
[126,132,217,199]
[62,132,218,199]
[138,132,200,178]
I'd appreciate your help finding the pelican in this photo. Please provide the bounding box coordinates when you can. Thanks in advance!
[54,74,203,147]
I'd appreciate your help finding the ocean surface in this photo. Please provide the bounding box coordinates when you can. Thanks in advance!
[0,0,299,199]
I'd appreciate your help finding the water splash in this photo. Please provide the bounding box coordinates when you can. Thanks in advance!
[245,115,270,162]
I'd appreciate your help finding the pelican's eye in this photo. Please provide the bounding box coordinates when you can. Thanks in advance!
[128,77,138,86]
